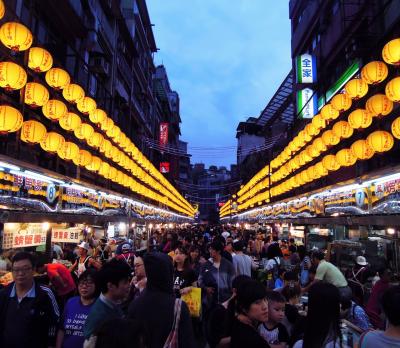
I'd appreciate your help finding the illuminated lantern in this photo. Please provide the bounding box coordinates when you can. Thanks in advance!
[99,162,110,178]
[85,156,102,172]
[0,105,23,133]
[119,133,128,148]
[301,170,311,183]
[311,114,325,130]
[322,154,340,172]
[336,148,357,167]
[350,139,374,160]
[385,77,400,102]
[40,132,65,153]
[57,141,79,160]
[345,79,368,100]
[299,130,312,143]
[99,139,112,154]
[108,167,117,181]
[28,47,53,72]
[24,82,49,107]
[391,117,400,139]
[20,120,47,144]
[313,137,327,153]
[322,130,340,146]
[87,132,104,148]
[62,84,84,104]
[0,1,4,20]
[42,99,68,122]
[321,104,339,121]
[367,131,394,153]
[45,68,70,90]
[0,22,33,52]
[331,93,352,112]
[100,117,114,132]
[74,123,94,140]
[365,94,393,117]
[306,145,319,158]
[77,97,97,115]
[305,123,319,137]
[348,109,373,129]
[107,125,121,140]
[382,38,400,66]
[307,166,318,180]
[73,149,92,167]
[361,61,388,84]
[59,112,81,131]
[299,150,312,165]
[89,108,107,124]
[315,162,328,177]
[288,141,297,152]
[332,121,353,139]
[0,61,27,90]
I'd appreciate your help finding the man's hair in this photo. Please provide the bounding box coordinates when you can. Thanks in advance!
[266,290,286,303]
[98,259,131,294]
[382,286,400,326]
[309,264,318,274]
[209,240,224,253]
[12,251,36,267]
[284,271,299,282]
[233,241,245,252]
[282,284,301,301]
[312,250,325,261]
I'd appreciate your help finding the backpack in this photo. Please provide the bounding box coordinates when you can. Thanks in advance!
[266,257,281,289]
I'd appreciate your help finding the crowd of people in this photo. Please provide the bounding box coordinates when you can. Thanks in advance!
[0,225,399,348]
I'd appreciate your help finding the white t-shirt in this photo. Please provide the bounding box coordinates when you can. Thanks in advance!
[265,257,281,271]
[293,339,348,348]
[222,231,230,239]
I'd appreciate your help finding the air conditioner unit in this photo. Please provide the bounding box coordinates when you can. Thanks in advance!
[89,55,110,76]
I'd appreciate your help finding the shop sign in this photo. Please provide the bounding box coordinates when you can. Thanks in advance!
[159,123,169,146]
[51,227,81,243]
[296,53,317,84]
[2,223,47,249]
[371,178,400,214]
[322,187,369,215]
[297,88,317,119]
[160,162,170,173]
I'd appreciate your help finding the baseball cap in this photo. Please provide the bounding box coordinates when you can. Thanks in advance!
[78,242,90,251]
[356,256,367,266]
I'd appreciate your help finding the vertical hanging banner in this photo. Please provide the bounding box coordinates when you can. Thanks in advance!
[297,88,317,119]
[296,53,317,84]
[159,123,169,146]
[160,162,170,173]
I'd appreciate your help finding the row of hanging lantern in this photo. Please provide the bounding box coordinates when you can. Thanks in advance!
[0,8,194,216]
[230,37,400,213]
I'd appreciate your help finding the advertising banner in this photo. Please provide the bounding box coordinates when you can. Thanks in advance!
[296,53,317,84]
[160,162,170,173]
[51,227,82,243]
[159,123,169,146]
[3,223,47,249]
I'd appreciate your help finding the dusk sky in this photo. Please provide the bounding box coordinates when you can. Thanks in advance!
[147,0,292,168]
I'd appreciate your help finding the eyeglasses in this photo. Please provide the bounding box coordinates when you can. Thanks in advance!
[78,280,95,286]
[12,267,33,274]
[133,263,144,269]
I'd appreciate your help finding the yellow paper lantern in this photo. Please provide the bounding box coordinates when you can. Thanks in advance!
[42,99,68,122]
[345,79,368,100]
[100,117,114,132]
[382,38,400,66]
[385,77,400,102]
[336,148,357,167]
[99,139,112,154]
[40,132,65,153]
[87,132,104,148]
[85,156,102,172]
[99,162,111,178]
[306,145,319,158]
[20,120,47,144]
[307,165,318,180]
[28,47,53,72]
[322,130,340,146]
[59,112,82,131]
[391,117,400,139]
[365,94,393,117]
[350,140,374,160]
[74,123,94,140]
[0,105,23,133]
[299,130,312,143]
[0,22,33,52]
[315,162,328,177]
[348,109,373,129]
[305,123,319,137]
[45,68,70,90]
[322,154,340,172]
[62,84,84,104]
[331,93,352,112]
[0,1,4,20]
[313,137,327,153]
[299,150,312,165]
[0,61,27,90]
[107,125,121,140]
[367,131,394,153]
[89,108,107,124]
[108,167,117,181]
[321,104,339,121]
[77,97,97,115]
[332,121,353,139]
[73,149,92,167]
[311,114,326,130]
[361,61,388,84]
[24,82,49,107]
[57,142,79,161]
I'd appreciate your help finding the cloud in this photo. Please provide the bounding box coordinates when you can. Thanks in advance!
[147,0,292,166]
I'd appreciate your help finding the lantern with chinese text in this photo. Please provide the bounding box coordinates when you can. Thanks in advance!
[40,132,65,153]
[87,132,103,148]
[331,93,352,112]
[336,148,357,167]
[315,161,328,177]
[77,97,97,115]
[305,123,319,137]
[99,139,112,154]
[0,105,23,133]
[20,120,47,144]
[45,68,70,90]
[42,99,68,122]
[322,154,340,172]
[99,161,110,178]
[0,22,32,52]
[313,137,327,153]
[382,38,400,66]
[350,139,374,160]
[100,117,114,132]
[62,83,84,104]
[321,104,339,121]
[24,82,49,107]
[365,94,393,117]
[361,61,388,84]
[57,141,79,161]
[89,108,107,124]
[107,125,121,140]
[311,114,326,130]
[332,121,353,139]
[28,47,53,72]
[73,149,92,167]
[299,130,312,143]
[367,131,394,153]
[85,156,102,172]
[345,79,369,99]
[0,61,27,90]
[322,130,340,146]
[385,77,400,102]
[391,117,400,139]
[348,109,373,129]
[59,112,81,131]
[74,123,94,140]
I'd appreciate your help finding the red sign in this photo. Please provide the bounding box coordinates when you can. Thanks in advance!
[218,202,226,207]
[160,162,170,173]
[159,123,169,146]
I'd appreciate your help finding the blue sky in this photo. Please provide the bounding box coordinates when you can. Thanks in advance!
[147,0,292,167]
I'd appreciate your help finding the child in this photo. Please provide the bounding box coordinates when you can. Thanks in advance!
[259,291,289,347]
[281,283,302,336]
[274,269,285,290]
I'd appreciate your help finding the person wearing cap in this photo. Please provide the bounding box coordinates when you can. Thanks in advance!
[70,242,101,277]
[347,255,370,306]
[115,243,135,269]
[94,238,111,265]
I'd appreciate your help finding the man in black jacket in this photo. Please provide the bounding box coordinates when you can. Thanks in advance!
[0,251,60,348]
[128,252,195,348]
